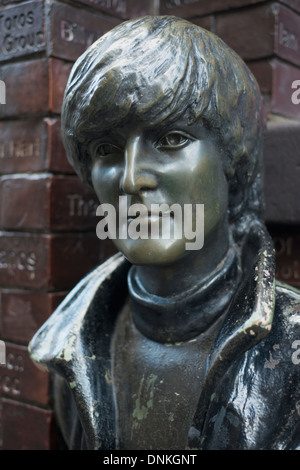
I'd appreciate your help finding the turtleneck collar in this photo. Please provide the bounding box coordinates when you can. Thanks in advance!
[128,244,242,343]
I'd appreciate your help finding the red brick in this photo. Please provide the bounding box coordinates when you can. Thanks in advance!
[2,398,56,449]
[46,1,120,62]
[0,58,72,118]
[0,175,50,230]
[264,116,300,224]
[50,175,99,230]
[126,0,157,17]
[0,118,73,174]
[68,0,154,19]
[0,290,67,343]
[248,59,300,119]
[0,342,50,404]
[48,59,74,114]
[280,0,300,13]
[271,60,300,119]
[268,225,300,288]
[248,61,274,95]
[0,231,101,289]
[0,0,45,63]
[0,174,99,231]
[160,0,265,18]
[216,3,300,67]
[191,15,215,31]
[46,118,74,172]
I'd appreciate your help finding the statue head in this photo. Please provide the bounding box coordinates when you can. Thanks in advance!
[61,16,265,256]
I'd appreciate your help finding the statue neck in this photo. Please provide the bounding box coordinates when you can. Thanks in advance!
[131,218,231,298]
[127,242,242,343]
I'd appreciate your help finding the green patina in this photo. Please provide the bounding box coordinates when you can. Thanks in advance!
[132,374,158,422]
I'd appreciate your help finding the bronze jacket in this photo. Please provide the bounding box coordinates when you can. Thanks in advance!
[29,225,300,450]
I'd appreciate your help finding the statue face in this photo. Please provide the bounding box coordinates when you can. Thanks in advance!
[91,118,228,266]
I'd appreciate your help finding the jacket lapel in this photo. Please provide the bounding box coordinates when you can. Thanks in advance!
[29,253,130,450]
[189,224,276,447]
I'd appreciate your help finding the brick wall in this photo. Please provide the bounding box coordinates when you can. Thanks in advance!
[161,0,300,120]
[0,0,299,449]
[0,0,154,450]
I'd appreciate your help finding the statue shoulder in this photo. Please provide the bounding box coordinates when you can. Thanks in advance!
[29,253,130,372]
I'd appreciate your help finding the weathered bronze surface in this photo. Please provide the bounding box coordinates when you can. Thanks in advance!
[29,16,300,450]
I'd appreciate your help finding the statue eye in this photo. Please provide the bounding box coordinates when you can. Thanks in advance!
[97,143,122,157]
[157,132,191,149]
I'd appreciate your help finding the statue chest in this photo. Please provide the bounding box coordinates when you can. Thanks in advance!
[111,300,221,450]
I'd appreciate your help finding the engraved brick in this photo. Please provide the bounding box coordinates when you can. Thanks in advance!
[50,176,99,230]
[0,231,101,289]
[0,118,73,174]
[0,342,50,404]
[0,58,72,118]
[216,3,300,67]
[271,60,300,119]
[46,118,74,173]
[2,398,56,449]
[0,174,99,230]
[0,0,45,63]
[160,0,265,18]
[68,0,154,19]
[46,2,120,62]
[0,0,121,63]
[267,225,300,288]
[248,59,300,119]
[274,4,300,64]
[0,290,67,343]
[264,116,300,224]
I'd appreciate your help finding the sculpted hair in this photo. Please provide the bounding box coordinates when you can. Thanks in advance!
[61,16,265,234]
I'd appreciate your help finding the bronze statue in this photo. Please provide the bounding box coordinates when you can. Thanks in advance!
[29,16,300,450]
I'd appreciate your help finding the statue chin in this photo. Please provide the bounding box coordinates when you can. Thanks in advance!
[113,236,192,266]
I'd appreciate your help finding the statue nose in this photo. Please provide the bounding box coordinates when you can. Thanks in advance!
[120,136,157,195]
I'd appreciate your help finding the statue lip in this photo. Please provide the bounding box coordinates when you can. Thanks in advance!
[127,209,173,222]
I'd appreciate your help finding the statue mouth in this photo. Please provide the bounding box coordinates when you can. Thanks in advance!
[127,210,173,223]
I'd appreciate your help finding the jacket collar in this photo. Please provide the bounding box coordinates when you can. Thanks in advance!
[189,223,276,445]
[29,252,130,450]
[29,224,275,450]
